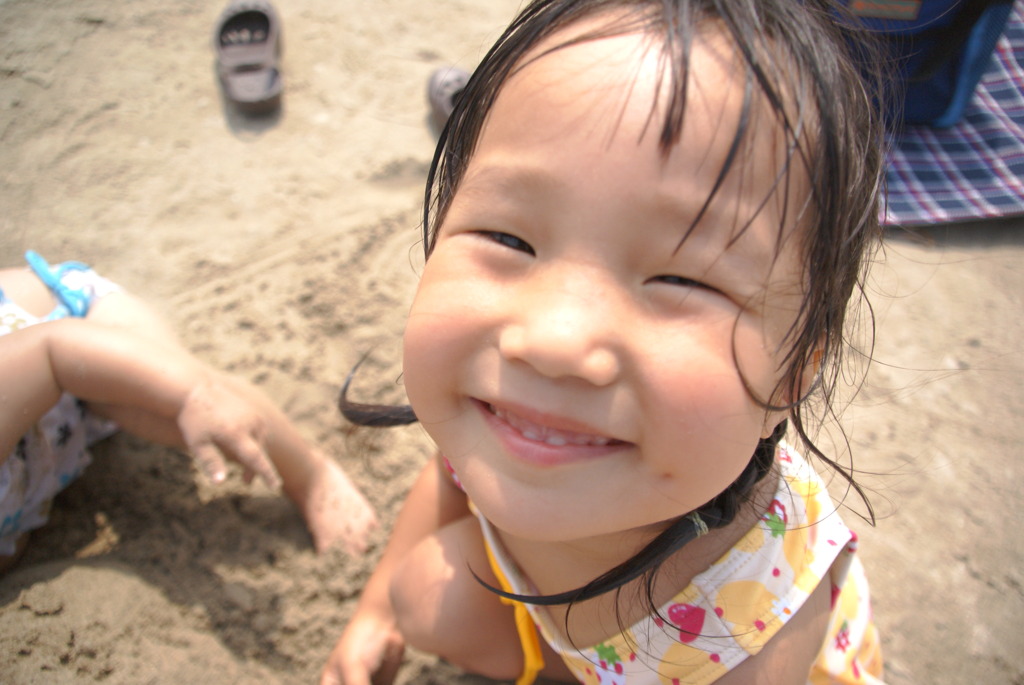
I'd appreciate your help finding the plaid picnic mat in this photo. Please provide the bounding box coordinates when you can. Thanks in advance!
[883,1,1024,226]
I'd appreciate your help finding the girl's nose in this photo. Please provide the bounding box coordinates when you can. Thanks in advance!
[498,272,622,386]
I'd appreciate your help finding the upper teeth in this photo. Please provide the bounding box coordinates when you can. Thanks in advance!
[491,405,612,447]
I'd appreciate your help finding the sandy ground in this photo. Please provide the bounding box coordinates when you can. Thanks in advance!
[0,0,1021,683]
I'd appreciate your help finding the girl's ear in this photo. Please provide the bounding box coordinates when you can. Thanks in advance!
[760,344,823,439]
[792,344,825,404]
[801,345,825,397]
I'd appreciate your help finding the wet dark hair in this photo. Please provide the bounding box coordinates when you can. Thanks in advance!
[341,0,884,611]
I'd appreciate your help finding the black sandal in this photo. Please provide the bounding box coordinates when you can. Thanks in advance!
[213,0,282,115]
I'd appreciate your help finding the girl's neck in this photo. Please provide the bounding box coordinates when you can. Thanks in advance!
[497,467,780,646]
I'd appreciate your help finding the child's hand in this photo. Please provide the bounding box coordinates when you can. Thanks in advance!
[320,609,405,685]
[176,376,282,489]
[301,457,378,555]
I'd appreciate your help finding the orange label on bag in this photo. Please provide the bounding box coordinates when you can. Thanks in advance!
[849,0,922,20]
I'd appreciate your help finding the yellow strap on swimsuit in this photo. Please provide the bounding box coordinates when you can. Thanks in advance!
[484,542,545,685]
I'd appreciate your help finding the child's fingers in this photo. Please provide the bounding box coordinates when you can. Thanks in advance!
[191,437,280,489]
[223,437,281,490]
[191,443,229,484]
[320,629,401,685]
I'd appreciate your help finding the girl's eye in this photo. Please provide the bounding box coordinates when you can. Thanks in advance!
[478,230,535,256]
[650,274,714,291]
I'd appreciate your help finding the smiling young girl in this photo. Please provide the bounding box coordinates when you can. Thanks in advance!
[323,1,885,683]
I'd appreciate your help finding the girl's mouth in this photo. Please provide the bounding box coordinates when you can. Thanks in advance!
[488,403,615,446]
[476,399,628,460]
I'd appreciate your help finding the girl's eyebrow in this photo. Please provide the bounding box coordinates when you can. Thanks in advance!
[459,161,561,198]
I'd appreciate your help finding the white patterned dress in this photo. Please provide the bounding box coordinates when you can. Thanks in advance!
[0,254,120,555]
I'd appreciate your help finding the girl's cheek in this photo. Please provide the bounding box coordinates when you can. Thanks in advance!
[402,319,445,416]
[403,279,469,394]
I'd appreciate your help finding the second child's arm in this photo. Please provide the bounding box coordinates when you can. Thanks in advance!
[0,317,377,554]
[0,317,256,471]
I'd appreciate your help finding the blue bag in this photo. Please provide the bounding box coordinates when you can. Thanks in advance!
[847,0,1014,128]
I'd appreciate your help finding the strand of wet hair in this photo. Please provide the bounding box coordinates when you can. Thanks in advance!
[337,356,417,427]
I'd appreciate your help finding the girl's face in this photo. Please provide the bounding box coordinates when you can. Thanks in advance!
[403,24,810,546]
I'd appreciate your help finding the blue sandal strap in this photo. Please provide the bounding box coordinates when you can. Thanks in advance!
[24,250,94,318]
